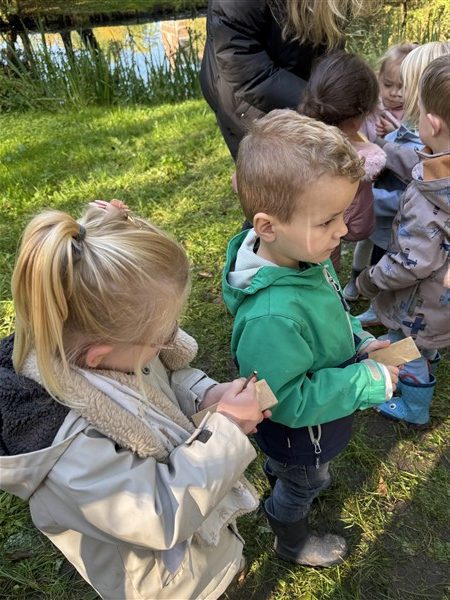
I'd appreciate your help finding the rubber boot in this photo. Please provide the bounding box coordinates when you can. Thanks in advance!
[377,374,436,427]
[264,508,347,567]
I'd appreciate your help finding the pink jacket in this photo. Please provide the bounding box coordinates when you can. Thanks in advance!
[343,134,387,242]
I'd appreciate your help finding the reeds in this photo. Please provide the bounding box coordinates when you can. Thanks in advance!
[0,26,202,111]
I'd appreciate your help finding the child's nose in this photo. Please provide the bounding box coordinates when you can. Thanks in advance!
[336,221,348,239]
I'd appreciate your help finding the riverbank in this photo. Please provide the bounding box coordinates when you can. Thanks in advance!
[0,1,207,32]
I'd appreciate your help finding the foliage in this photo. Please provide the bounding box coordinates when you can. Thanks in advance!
[2,0,206,18]
[0,25,203,111]
[0,102,449,600]
[347,0,450,64]
[0,0,447,112]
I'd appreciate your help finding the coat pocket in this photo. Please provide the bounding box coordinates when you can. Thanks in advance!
[235,99,265,131]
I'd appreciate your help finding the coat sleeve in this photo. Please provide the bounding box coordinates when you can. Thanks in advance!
[235,315,388,428]
[373,186,404,219]
[211,0,307,112]
[42,414,256,549]
[358,195,448,295]
[382,142,421,184]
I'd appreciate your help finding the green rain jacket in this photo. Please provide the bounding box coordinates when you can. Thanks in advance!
[222,231,391,464]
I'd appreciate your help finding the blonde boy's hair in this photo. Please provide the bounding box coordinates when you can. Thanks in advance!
[401,41,450,126]
[420,55,450,129]
[270,0,377,50]
[12,205,190,399]
[236,110,364,223]
[377,42,418,76]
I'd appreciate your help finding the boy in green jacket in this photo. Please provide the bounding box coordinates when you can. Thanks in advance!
[222,110,400,567]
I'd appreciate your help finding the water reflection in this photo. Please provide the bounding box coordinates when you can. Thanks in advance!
[1,18,206,79]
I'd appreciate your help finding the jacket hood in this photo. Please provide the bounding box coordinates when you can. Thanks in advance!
[0,334,77,500]
[0,413,84,500]
[223,230,326,316]
[412,150,450,213]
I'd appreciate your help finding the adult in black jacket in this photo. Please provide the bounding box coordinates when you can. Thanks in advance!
[200,0,370,159]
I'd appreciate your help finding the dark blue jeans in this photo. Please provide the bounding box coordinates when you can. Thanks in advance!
[264,457,331,523]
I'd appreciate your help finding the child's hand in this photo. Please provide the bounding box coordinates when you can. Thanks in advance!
[200,382,233,409]
[384,364,400,392]
[376,114,396,137]
[361,338,390,355]
[217,378,268,435]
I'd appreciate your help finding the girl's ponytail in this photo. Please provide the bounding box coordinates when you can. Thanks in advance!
[12,211,85,397]
[12,203,190,400]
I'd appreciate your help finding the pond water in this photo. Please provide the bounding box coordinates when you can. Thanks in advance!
[1,17,206,78]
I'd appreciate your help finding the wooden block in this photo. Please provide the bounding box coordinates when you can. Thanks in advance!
[368,336,421,366]
[191,379,277,427]
[255,379,278,411]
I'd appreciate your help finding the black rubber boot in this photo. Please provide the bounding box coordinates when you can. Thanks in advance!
[264,509,347,567]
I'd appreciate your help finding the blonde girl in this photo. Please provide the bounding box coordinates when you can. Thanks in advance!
[362,42,418,141]
[0,200,269,600]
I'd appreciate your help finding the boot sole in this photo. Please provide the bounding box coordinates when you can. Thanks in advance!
[274,549,346,568]
[377,409,430,429]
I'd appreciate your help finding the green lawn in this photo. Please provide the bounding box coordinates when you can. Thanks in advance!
[0,102,449,599]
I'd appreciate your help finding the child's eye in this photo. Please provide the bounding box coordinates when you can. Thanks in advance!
[321,219,333,227]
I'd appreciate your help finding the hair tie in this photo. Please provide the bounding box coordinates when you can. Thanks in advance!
[74,224,86,243]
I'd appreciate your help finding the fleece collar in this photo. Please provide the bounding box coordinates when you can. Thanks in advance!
[416,147,450,181]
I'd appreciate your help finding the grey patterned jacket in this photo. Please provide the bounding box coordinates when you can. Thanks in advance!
[358,149,450,349]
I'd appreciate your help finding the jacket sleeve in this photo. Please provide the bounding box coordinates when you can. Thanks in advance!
[358,198,448,296]
[170,367,217,418]
[211,0,307,112]
[235,315,388,428]
[373,186,404,219]
[41,414,256,549]
[382,142,421,184]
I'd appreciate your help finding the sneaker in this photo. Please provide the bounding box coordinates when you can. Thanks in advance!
[355,304,381,327]
[343,278,359,301]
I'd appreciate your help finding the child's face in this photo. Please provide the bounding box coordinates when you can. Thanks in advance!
[92,323,178,372]
[261,175,358,267]
[379,59,403,110]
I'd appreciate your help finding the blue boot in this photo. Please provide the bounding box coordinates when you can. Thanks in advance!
[377,374,436,427]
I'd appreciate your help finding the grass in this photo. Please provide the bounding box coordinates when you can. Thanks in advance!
[1,102,449,599]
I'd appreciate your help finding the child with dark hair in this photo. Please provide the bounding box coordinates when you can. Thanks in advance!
[299,51,386,270]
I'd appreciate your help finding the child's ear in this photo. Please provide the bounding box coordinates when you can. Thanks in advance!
[426,113,443,137]
[253,212,277,241]
[85,344,114,368]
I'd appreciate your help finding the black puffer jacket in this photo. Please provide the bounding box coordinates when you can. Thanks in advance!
[200,0,328,158]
